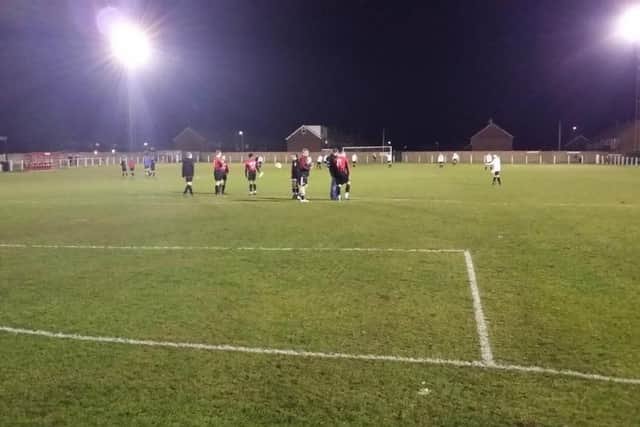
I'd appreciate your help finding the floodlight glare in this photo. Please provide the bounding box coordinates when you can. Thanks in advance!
[109,22,151,69]
[617,5,640,43]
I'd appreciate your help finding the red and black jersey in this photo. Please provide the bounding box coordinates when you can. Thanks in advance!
[213,157,225,172]
[298,155,311,173]
[336,154,350,175]
[244,159,258,173]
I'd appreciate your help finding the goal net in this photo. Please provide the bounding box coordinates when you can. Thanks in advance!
[342,146,393,164]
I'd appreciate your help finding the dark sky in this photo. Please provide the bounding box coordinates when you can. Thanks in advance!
[0,0,637,152]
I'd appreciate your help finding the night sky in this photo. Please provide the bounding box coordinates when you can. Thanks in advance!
[0,0,637,152]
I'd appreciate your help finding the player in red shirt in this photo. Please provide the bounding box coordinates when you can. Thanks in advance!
[222,155,230,195]
[213,151,226,196]
[296,148,312,202]
[127,158,136,177]
[334,148,351,200]
[244,153,259,195]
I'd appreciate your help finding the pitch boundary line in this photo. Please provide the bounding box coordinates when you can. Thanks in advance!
[0,243,493,369]
[0,243,464,254]
[1,326,638,386]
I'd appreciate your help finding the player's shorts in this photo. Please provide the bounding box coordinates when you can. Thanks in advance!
[129,166,135,171]
[298,174,309,186]
[494,171,500,177]
[214,170,225,181]
[184,175,193,183]
[335,172,350,185]
[247,171,257,181]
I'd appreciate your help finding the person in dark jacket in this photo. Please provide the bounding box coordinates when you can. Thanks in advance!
[182,153,195,195]
[290,154,299,199]
[327,148,339,200]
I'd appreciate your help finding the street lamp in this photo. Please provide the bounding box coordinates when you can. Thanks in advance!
[617,5,640,152]
[572,125,578,132]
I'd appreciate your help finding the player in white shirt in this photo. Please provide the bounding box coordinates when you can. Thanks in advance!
[386,153,392,167]
[351,153,358,167]
[452,152,459,165]
[316,155,323,169]
[490,155,502,185]
[484,153,493,170]
[437,153,445,168]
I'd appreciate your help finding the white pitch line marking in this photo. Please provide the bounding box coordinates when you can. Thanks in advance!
[464,250,495,365]
[0,326,638,386]
[0,243,464,254]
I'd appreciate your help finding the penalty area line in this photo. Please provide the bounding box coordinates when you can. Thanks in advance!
[0,326,638,386]
[463,250,494,365]
[0,243,464,254]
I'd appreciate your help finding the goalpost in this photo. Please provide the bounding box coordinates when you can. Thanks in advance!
[341,146,393,164]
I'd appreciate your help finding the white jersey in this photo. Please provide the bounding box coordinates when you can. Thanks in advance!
[317,155,323,163]
[386,153,392,162]
[485,154,493,164]
[351,154,358,162]
[491,157,501,172]
[437,154,445,163]
[452,153,459,161]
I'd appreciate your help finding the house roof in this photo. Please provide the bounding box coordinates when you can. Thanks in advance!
[564,135,591,146]
[470,119,514,140]
[173,127,207,143]
[286,125,325,141]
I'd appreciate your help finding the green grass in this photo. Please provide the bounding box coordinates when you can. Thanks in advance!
[1,162,639,426]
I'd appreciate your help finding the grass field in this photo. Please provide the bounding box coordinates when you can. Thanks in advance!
[1,162,639,426]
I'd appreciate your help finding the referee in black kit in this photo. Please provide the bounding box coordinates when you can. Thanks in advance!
[182,152,195,196]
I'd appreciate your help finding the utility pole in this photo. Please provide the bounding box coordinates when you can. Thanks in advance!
[557,120,562,151]
[0,136,7,161]
[635,46,640,152]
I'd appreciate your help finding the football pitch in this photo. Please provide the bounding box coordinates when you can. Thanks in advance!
[0,163,639,426]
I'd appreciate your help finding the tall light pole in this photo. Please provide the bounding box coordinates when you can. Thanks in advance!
[238,130,244,150]
[104,17,152,153]
[617,5,640,152]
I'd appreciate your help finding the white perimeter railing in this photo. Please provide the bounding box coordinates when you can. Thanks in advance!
[2,151,639,172]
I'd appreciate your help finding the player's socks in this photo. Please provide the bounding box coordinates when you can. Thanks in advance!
[215,184,219,195]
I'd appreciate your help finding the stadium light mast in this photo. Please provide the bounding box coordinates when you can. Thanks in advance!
[238,130,245,150]
[104,17,152,153]
[616,5,640,152]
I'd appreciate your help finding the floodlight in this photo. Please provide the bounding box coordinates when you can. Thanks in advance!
[238,130,244,136]
[617,5,640,43]
[109,22,151,69]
